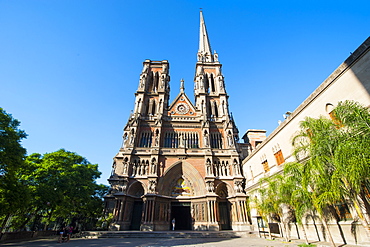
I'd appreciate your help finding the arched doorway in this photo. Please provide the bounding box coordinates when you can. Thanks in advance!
[127,181,145,230]
[216,182,232,230]
[157,161,206,231]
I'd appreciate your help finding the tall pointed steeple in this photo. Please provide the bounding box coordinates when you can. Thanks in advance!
[198,11,214,63]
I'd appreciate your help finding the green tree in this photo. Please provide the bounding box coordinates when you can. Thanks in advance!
[20,149,108,231]
[331,101,370,231]
[254,174,295,241]
[288,100,370,245]
[0,108,29,232]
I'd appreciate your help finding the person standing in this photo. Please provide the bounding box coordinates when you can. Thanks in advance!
[171,218,175,231]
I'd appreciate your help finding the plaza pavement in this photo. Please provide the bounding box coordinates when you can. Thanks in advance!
[1,235,367,247]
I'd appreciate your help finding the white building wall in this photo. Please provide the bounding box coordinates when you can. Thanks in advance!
[243,37,370,245]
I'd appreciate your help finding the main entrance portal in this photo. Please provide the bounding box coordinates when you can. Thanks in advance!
[131,201,143,230]
[171,203,192,230]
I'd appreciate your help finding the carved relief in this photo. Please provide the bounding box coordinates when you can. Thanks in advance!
[206,180,214,193]
[148,180,157,193]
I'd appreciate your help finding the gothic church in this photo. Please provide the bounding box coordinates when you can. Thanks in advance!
[105,12,251,231]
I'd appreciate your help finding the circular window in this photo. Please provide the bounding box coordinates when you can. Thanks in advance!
[176,103,189,114]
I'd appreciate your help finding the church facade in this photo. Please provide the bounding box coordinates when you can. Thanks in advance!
[105,12,251,231]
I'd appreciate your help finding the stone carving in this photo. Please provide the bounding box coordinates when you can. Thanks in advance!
[214,53,218,62]
[233,160,240,176]
[160,75,166,89]
[131,163,136,177]
[203,131,209,147]
[129,129,135,146]
[206,181,214,193]
[140,74,146,88]
[123,160,128,175]
[206,159,213,176]
[162,64,168,73]
[160,162,164,176]
[111,162,116,176]
[234,180,244,193]
[148,180,157,193]
[150,160,157,174]
[227,132,234,147]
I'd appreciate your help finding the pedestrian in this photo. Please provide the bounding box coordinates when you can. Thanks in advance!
[171,218,175,231]
[65,225,73,242]
[58,226,65,243]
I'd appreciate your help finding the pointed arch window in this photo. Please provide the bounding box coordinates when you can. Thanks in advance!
[139,131,153,147]
[213,101,218,118]
[210,74,215,93]
[210,132,223,149]
[204,74,210,93]
[163,132,199,148]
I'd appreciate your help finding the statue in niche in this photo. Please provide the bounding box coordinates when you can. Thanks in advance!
[129,131,135,145]
[162,64,168,73]
[218,76,224,89]
[140,163,145,175]
[151,161,157,174]
[203,132,209,147]
[140,74,146,88]
[206,160,212,175]
[154,135,159,147]
[145,163,149,175]
[123,161,128,175]
[179,134,184,148]
[111,162,116,176]
[227,132,234,147]
[233,161,240,175]
[142,64,148,73]
[132,164,136,177]
[160,75,165,89]
[160,162,164,176]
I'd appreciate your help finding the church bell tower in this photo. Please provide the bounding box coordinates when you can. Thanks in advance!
[105,11,250,232]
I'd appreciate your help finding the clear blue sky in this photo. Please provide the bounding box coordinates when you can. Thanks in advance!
[1,0,369,185]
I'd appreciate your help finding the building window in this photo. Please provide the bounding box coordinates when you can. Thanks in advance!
[210,132,223,149]
[262,160,269,172]
[333,203,353,221]
[139,131,152,147]
[163,132,199,148]
[274,150,285,166]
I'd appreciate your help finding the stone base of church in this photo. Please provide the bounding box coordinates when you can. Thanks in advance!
[140,223,154,231]
[207,223,220,231]
[231,223,253,231]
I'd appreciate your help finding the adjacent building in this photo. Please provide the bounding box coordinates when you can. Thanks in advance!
[242,37,370,244]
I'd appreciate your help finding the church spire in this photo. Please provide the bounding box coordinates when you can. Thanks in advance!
[198,11,214,63]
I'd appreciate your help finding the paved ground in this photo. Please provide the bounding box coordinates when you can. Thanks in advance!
[1,236,360,247]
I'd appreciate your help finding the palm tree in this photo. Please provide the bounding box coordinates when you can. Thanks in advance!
[288,100,370,245]
[331,101,370,234]
[254,174,295,242]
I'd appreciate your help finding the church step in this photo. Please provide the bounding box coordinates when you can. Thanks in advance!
[82,231,254,239]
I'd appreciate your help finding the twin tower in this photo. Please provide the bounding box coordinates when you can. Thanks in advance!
[105,12,251,231]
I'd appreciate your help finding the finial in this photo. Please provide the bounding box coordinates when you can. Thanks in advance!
[180,79,185,93]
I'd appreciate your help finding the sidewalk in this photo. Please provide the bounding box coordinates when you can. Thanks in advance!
[1,235,368,247]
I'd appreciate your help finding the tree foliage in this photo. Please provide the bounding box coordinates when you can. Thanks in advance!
[19,149,109,231]
[0,108,29,231]
[0,107,108,232]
